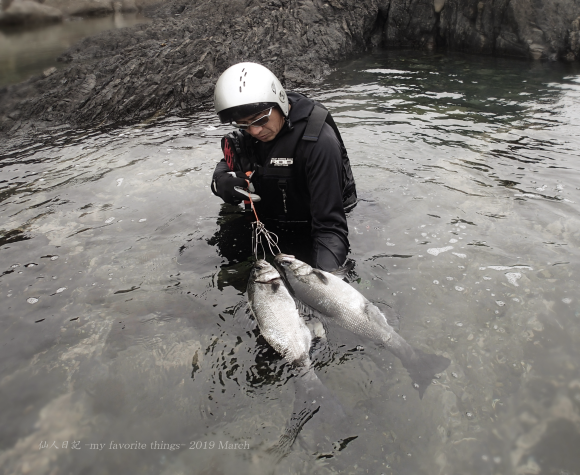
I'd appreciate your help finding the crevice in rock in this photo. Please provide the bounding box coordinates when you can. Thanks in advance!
[434,8,446,49]
[368,2,390,49]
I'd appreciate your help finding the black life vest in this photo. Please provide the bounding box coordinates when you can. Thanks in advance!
[220,96,356,221]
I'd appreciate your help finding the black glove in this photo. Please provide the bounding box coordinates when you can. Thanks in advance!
[212,170,248,205]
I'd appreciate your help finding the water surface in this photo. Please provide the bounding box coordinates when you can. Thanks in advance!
[1,51,580,474]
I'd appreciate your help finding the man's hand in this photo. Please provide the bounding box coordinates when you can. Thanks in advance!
[212,171,261,204]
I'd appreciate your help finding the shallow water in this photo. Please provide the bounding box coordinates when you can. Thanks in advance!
[1,50,580,474]
[0,12,150,87]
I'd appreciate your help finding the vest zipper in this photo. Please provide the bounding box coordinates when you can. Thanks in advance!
[278,180,288,214]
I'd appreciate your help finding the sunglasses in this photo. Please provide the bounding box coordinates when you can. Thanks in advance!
[234,107,273,130]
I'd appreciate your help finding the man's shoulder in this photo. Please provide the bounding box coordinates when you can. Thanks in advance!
[310,122,341,149]
[287,92,316,122]
[299,122,341,164]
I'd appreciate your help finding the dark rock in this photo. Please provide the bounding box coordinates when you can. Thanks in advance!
[1,0,580,138]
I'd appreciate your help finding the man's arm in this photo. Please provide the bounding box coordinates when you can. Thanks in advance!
[304,124,350,271]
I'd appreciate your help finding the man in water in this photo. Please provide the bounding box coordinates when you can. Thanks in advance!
[211,62,356,271]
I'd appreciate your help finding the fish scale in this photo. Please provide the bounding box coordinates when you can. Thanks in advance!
[247,261,311,368]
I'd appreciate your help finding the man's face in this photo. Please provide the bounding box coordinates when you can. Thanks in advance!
[237,107,285,142]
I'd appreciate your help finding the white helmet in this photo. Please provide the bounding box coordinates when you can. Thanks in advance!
[214,62,289,124]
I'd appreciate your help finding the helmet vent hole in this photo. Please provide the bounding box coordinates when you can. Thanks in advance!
[243,81,245,87]
[239,87,242,92]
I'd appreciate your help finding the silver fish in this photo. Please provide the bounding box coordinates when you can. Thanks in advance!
[274,254,450,398]
[247,260,345,453]
[247,259,312,369]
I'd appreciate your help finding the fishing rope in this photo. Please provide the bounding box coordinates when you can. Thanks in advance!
[246,180,282,260]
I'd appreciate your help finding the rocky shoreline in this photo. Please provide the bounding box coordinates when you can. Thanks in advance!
[1,0,580,138]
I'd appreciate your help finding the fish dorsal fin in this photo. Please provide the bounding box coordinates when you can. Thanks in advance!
[330,260,355,280]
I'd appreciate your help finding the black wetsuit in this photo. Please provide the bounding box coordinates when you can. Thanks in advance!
[212,92,356,271]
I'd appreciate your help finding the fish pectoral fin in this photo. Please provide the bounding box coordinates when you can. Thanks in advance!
[234,301,258,331]
[312,269,329,284]
[309,336,326,359]
[294,298,328,322]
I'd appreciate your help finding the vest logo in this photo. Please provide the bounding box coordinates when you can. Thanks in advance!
[271,158,293,166]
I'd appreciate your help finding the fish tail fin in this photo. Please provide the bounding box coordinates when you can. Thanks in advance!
[402,348,450,399]
[294,370,346,423]
[269,370,345,457]
[267,406,319,460]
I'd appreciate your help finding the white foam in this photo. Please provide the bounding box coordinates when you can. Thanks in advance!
[27,298,38,304]
[105,217,115,224]
[452,252,466,258]
[484,265,532,271]
[505,272,522,286]
[363,68,416,74]
[427,246,453,256]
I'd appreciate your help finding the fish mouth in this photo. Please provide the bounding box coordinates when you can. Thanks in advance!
[254,276,280,284]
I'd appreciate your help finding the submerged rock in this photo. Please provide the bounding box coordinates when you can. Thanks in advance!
[43,0,144,16]
[0,0,63,26]
[1,0,580,137]
[0,0,154,26]
[43,0,114,17]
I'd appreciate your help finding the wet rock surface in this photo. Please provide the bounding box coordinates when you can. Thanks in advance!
[1,0,580,138]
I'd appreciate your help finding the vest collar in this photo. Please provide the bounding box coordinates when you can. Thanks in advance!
[287,92,315,123]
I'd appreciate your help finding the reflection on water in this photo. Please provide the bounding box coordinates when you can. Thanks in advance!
[0,13,150,87]
[1,51,580,474]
